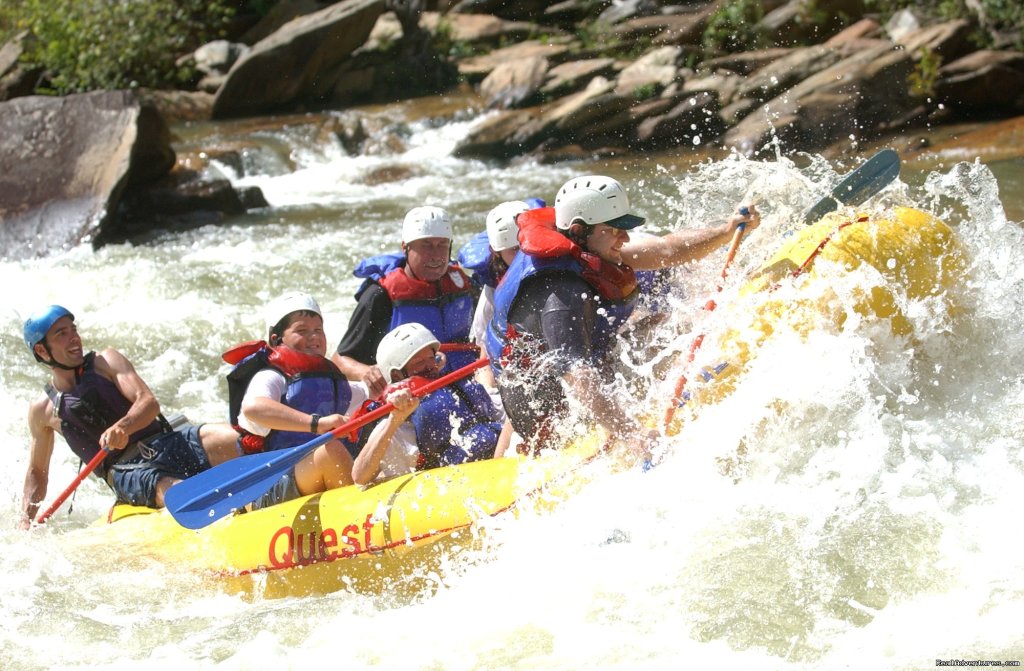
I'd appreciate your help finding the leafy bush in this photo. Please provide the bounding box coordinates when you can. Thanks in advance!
[2,0,234,94]
[702,0,766,55]
[866,0,1024,49]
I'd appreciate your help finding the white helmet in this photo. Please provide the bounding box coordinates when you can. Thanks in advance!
[554,175,645,231]
[486,200,529,252]
[375,323,440,382]
[265,291,322,339]
[402,206,453,244]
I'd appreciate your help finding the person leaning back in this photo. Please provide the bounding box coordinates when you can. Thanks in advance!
[19,305,239,529]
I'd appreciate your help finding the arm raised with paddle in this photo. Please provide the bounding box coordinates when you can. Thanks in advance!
[164,356,489,530]
[662,149,902,430]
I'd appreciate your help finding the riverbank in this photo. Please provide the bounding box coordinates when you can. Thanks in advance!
[3,0,1023,260]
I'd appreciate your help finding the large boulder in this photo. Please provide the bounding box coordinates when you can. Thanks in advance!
[0,32,43,102]
[0,91,174,260]
[212,0,385,119]
[723,43,917,156]
[936,50,1024,116]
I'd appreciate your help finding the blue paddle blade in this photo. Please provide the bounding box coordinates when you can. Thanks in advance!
[803,148,901,225]
[164,433,329,530]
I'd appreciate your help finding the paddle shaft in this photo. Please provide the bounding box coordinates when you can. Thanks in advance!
[36,447,109,524]
[664,217,747,428]
[324,357,491,441]
[165,357,490,529]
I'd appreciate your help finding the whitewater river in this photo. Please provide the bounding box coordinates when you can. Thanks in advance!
[2,98,1023,670]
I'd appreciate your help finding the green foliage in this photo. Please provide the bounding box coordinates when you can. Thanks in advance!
[866,0,1024,49]
[632,82,659,100]
[4,0,234,94]
[909,47,942,96]
[702,0,766,54]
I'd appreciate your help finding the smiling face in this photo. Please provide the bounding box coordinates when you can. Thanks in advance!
[404,237,450,282]
[35,315,84,368]
[582,223,630,265]
[278,312,327,357]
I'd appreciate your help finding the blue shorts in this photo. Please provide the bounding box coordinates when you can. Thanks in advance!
[249,471,301,511]
[109,424,211,507]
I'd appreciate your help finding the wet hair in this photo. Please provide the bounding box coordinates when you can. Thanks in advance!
[490,249,511,279]
[269,310,320,345]
[565,220,596,248]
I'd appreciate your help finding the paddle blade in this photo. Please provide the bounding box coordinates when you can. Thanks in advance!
[164,439,321,529]
[803,149,900,224]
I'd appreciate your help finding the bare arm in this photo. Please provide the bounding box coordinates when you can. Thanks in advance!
[621,205,759,271]
[351,389,419,485]
[92,348,161,451]
[21,396,57,528]
[332,353,387,398]
[562,365,653,461]
[241,396,349,434]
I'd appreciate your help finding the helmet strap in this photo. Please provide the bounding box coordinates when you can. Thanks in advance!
[38,342,79,371]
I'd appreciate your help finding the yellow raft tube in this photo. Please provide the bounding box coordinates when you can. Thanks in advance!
[77,433,610,599]
[77,206,963,599]
[662,206,964,431]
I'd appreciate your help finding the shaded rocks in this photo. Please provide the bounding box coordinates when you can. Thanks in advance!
[211,0,386,119]
[0,91,264,260]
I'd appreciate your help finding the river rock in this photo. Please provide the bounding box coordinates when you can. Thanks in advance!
[457,40,572,80]
[0,91,174,259]
[480,55,550,108]
[421,10,540,45]
[723,43,916,156]
[0,32,43,102]
[539,57,618,97]
[212,0,385,119]
[936,50,1024,116]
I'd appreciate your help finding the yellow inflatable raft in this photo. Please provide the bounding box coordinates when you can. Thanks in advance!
[79,206,963,599]
[77,433,610,599]
[662,206,964,431]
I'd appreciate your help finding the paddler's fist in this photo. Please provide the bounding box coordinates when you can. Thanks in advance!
[99,422,130,451]
[364,365,388,398]
[385,387,419,421]
[317,413,350,433]
[728,204,760,234]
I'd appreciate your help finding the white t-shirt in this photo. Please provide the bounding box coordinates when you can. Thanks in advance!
[238,368,369,436]
[469,284,495,345]
[374,421,419,483]
[239,368,420,482]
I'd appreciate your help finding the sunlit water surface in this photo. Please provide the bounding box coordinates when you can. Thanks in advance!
[2,105,1023,670]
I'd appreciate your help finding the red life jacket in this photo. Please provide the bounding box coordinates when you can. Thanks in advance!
[516,207,638,300]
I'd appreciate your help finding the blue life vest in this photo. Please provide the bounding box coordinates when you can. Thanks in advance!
[485,208,639,376]
[411,378,502,467]
[225,343,353,454]
[354,253,477,372]
[456,231,500,289]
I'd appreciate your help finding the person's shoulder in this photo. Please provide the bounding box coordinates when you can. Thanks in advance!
[92,347,134,372]
[27,393,52,421]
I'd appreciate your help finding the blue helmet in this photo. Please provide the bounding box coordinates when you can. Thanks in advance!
[524,197,546,209]
[24,305,74,358]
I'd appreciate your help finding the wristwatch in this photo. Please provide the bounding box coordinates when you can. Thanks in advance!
[309,414,321,434]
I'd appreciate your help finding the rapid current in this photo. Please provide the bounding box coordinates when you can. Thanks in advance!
[2,98,1022,669]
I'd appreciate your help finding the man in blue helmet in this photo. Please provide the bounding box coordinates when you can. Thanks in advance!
[19,306,239,528]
